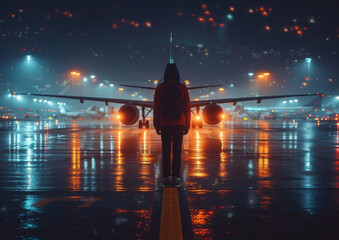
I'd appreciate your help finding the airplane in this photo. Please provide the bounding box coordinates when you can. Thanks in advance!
[12,33,325,129]
[234,95,324,120]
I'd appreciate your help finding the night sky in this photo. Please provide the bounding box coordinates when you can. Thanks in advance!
[0,0,338,98]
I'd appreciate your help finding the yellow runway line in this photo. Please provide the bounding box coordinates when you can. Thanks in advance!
[159,188,183,240]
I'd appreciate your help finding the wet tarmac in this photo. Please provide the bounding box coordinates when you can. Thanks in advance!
[0,120,338,239]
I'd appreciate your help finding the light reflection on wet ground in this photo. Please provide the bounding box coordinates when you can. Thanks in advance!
[0,120,339,239]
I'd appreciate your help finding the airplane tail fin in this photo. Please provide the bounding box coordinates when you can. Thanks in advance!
[303,95,323,109]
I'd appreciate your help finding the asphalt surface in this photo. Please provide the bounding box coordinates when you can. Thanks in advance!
[0,120,338,239]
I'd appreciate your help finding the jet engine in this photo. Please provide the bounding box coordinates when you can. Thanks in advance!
[118,104,139,125]
[202,104,223,125]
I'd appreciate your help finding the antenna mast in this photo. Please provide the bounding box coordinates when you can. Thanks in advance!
[170,32,174,64]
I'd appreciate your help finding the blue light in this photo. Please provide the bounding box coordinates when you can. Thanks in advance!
[305,58,312,63]
[227,14,234,20]
[26,55,31,61]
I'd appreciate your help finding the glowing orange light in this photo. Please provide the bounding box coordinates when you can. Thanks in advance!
[262,11,268,16]
[263,72,270,76]
[258,75,264,78]
[219,23,225,27]
[208,17,214,22]
[198,17,205,22]
[204,10,210,15]
[184,80,190,85]
[248,8,254,13]
[202,4,207,9]
[112,24,118,29]
[219,88,224,91]
[144,21,152,28]
[117,114,121,119]
[229,6,235,12]
[265,25,271,31]
[194,98,199,101]
[296,30,303,36]
[196,116,200,120]
[177,12,183,16]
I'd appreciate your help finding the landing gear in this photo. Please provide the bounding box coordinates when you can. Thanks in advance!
[138,107,152,129]
[192,107,203,128]
[192,119,203,128]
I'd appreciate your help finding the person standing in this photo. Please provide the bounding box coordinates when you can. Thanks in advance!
[153,63,191,187]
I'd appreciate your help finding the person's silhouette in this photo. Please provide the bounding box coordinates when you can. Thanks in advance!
[153,63,191,187]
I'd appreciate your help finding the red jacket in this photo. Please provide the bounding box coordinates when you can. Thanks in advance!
[153,82,191,129]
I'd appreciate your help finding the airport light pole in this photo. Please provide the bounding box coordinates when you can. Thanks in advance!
[305,58,312,80]
[263,72,270,95]
[26,55,31,73]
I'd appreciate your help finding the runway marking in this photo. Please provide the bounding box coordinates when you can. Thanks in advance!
[159,188,183,240]
[34,196,101,208]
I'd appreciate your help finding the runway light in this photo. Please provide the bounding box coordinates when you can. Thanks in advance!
[33,99,37,102]
[83,77,87,82]
[305,58,312,63]
[248,72,254,76]
[294,99,298,102]
[118,88,124,91]
[90,75,95,79]
[99,83,104,86]
[289,100,293,103]
[219,88,224,91]
[110,84,114,87]
[283,101,287,103]
[17,96,22,100]
[26,55,31,61]
[8,94,11,97]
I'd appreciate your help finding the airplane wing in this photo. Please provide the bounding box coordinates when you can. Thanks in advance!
[13,92,154,108]
[120,84,223,90]
[190,93,324,108]
[120,84,156,90]
[13,92,324,110]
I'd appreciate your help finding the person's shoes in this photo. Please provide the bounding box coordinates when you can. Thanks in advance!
[160,176,171,187]
[171,176,182,187]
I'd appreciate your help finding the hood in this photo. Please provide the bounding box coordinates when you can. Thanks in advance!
[164,63,180,83]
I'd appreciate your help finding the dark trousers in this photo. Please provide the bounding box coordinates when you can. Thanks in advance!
[161,126,184,178]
